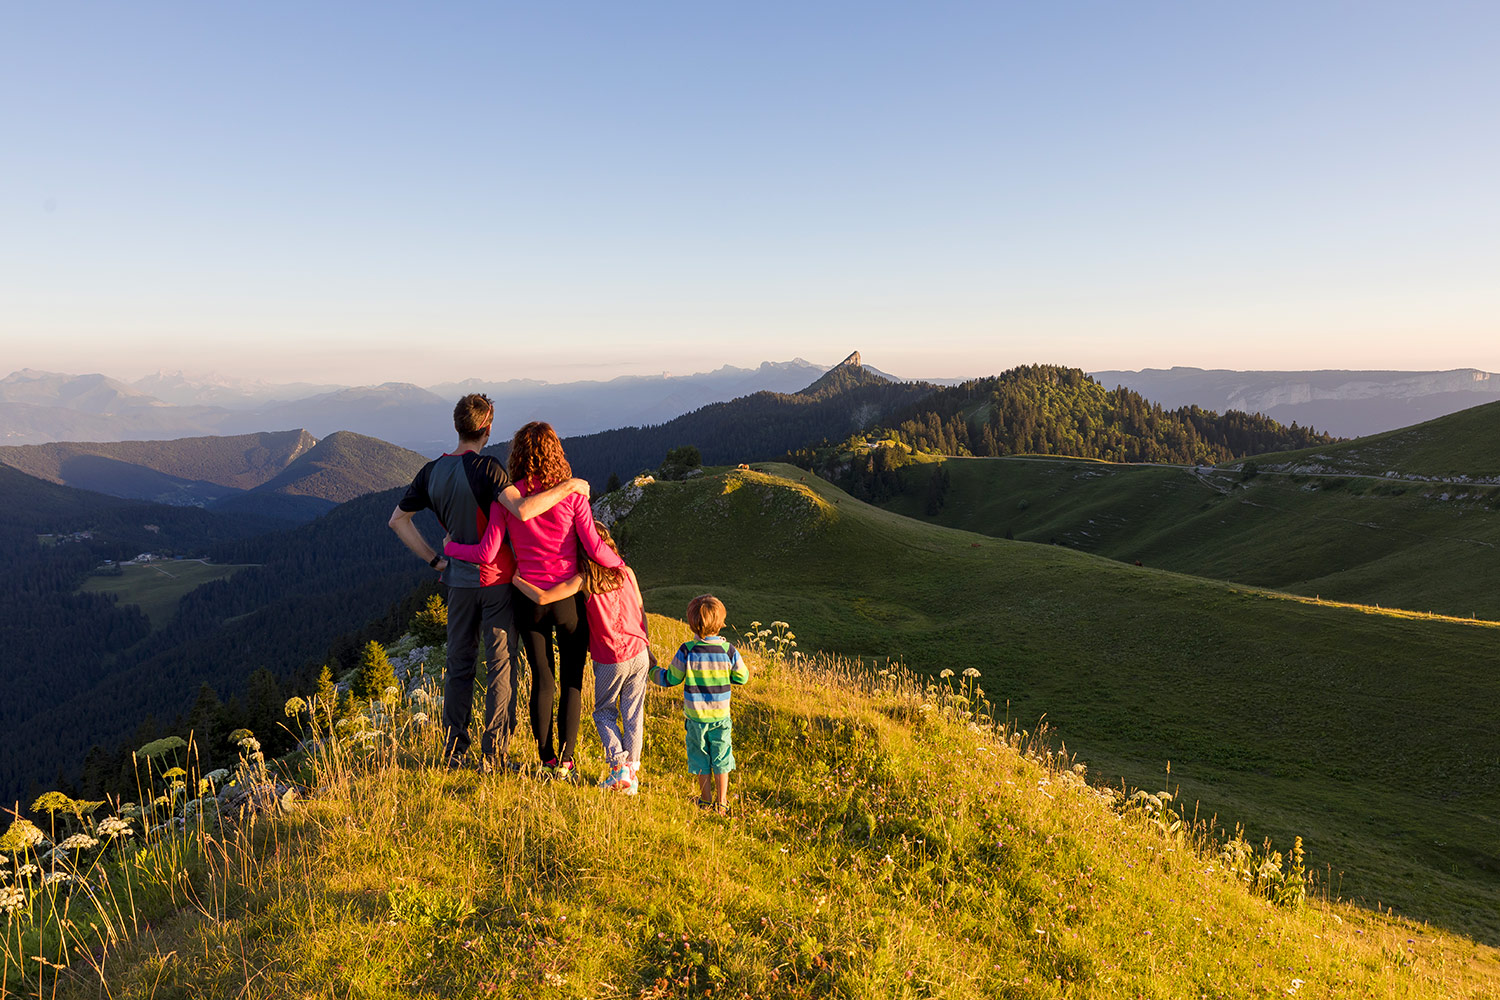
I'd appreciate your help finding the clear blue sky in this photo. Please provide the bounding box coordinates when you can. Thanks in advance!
[3,2,1498,384]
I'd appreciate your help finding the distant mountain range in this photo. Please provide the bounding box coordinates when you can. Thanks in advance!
[0,430,426,521]
[1091,367,1500,439]
[0,360,848,453]
[8,363,1497,453]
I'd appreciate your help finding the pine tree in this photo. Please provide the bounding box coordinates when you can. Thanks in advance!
[353,640,398,701]
[410,595,447,648]
[314,663,339,722]
[186,683,224,772]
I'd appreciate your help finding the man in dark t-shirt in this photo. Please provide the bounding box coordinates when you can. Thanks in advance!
[389,393,586,768]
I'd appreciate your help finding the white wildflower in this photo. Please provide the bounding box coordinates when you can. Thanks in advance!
[382,685,400,700]
[97,817,134,839]
[237,736,261,754]
[17,864,37,878]
[939,669,954,679]
[962,667,981,678]
[57,834,98,852]
[411,712,429,726]
[41,871,73,887]
[0,886,24,914]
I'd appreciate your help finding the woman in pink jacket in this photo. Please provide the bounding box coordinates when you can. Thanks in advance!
[445,422,622,780]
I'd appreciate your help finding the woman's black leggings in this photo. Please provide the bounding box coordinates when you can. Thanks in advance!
[513,589,590,764]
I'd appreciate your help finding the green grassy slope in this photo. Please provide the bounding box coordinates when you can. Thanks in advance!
[609,465,1500,942]
[28,623,1500,998]
[1240,398,1500,479]
[79,560,255,629]
[878,455,1500,620]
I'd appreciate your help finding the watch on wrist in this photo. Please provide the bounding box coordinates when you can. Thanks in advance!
[429,554,442,568]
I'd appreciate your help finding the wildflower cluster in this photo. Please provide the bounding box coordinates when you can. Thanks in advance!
[741,620,797,662]
[1216,828,1307,908]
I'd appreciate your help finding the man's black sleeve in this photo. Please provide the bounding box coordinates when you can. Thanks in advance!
[398,462,433,513]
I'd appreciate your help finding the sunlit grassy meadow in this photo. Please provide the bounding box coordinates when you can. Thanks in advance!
[613,465,1500,942]
[5,611,1498,998]
[875,454,1500,620]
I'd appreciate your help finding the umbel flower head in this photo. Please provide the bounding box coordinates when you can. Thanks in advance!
[57,834,99,852]
[0,818,45,852]
[284,696,307,717]
[97,817,134,839]
[939,669,955,679]
[0,885,25,915]
[30,791,76,816]
[962,667,981,678]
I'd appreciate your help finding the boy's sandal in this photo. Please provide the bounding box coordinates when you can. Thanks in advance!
[714,803,732,817]
[696,798,713,810]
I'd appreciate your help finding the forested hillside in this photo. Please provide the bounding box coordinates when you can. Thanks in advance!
[208,430,429,521]
[515,354,934,485]
[0,482,440,806]
[794,365,1335,498]
[0,466,289,801]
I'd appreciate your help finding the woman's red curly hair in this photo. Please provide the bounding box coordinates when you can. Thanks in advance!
[508,421,572,489]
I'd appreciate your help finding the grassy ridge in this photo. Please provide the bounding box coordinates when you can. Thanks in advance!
[31,621,1500,998]
[879,455,1500,620]
[610,465,1500,942]
[1239,398,1500,479]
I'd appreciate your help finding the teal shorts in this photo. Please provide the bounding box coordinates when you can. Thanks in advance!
[685,718,735,774]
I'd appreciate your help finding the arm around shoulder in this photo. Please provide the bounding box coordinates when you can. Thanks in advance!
[503,477,590,521]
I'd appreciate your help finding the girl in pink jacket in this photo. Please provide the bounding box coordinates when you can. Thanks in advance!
[510,520,650,794]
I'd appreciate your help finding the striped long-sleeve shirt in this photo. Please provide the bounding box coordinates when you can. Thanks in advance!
[653,637,750,722]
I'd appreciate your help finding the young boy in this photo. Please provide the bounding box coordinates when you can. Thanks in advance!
[653,594,751,815]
